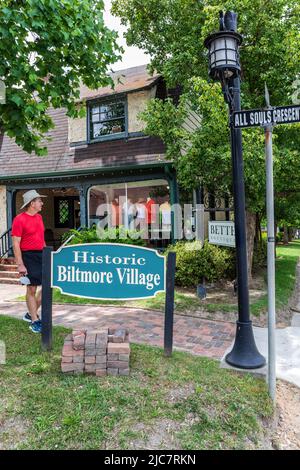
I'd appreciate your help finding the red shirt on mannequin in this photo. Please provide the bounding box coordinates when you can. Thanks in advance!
[146,198,157,224]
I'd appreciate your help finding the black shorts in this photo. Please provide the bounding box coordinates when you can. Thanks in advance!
[22,250,43,286]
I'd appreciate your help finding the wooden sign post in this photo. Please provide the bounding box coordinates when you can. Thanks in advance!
[164,252,176,357]
[41,246,53,351]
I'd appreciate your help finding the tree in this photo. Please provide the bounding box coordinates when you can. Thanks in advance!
[275,192,300,243]
[112,0,300,276]
[0,0,122,155]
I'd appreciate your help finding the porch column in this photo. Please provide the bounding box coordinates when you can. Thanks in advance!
[78,184,89,228]
[6,188,16,256]
[167,169,180,244]
[193,185,205,244]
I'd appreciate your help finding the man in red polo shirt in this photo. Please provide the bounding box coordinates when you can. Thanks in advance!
[12,190,47,333]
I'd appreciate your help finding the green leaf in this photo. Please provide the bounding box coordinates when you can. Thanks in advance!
[0,0,121,155]
[10,94,23,106]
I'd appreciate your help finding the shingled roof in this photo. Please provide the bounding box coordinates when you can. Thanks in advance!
[79,64,161,101]
[0,110,166,181]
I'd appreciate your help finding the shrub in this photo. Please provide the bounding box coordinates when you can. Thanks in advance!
[165,240,234,287]
[61,226,147,246]
[219,246,236,279]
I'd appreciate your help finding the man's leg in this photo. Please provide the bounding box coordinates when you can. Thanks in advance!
[26,286,39,322]
[36,288,42,312]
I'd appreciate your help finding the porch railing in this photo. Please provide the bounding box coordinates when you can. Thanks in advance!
[0,228,12,259]
[59,226,83,249]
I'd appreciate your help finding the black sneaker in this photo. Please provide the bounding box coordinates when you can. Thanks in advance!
[29,320,42,334]
[22,312,32,323]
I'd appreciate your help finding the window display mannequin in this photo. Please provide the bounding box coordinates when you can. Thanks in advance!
[146,195,159,241]
[146,195,157,224]
[123,198,136,229]
[135,198,147,232]
[136,198,146,221]
[160,196,171,240]
[111,197,120,227]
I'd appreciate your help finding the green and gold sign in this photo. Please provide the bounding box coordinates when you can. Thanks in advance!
[51,243,166,300]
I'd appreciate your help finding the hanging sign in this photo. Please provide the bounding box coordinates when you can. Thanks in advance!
[208,221,235,247]
[51,243,166,300]
[233,105,300,129]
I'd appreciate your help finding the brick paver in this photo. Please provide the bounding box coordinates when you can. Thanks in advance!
[0,301,235,359]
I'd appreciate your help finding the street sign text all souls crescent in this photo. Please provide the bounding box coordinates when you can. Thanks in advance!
[233,105,300,129]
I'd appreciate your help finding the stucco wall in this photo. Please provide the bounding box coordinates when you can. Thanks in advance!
[68,113,87,144]
[0,186,7,234]
[127,88,156,133]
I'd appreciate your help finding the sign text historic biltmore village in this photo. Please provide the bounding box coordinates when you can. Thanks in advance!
[51,244,166,300]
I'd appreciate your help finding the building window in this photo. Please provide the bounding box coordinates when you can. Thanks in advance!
[54,197,79,228]
[88,180,170,248]
[89,98,126,141]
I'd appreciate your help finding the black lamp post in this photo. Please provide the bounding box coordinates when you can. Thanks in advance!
[204,11,266,369]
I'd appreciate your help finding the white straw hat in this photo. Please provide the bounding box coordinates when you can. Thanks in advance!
[21,190,47,209]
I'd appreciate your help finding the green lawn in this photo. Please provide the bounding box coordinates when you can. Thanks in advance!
[250,241,300,315]
[0,316,273,450]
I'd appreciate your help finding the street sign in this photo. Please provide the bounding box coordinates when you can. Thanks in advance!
[233,104,300,129]
[51,243,166,300]
[208,221,235,247]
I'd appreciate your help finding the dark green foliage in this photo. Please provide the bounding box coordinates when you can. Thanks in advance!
[165,240,235,286]
[0,0,121,154]
[62,226,147,246]
[276,232,284,243]
[112,0,300,222]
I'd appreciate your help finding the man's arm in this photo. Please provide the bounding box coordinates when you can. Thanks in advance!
[12,236,27,275]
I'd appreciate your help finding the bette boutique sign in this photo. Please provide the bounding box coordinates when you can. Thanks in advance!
[51,243,166,300]
[208,221,235,247]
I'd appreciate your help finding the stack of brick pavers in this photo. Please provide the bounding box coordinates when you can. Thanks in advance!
[61,328,130,376]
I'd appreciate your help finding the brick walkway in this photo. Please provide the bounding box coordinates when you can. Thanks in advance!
[0,301,235,360]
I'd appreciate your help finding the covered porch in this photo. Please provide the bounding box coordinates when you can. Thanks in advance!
[4,163,178,252]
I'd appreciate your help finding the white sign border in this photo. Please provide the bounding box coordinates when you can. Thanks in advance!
[51,242,167,301]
